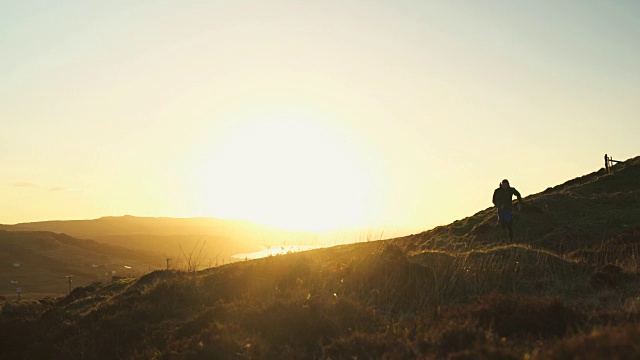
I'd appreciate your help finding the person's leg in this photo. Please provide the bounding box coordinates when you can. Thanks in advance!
[507,221,514,242]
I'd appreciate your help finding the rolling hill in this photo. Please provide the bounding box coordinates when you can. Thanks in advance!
[1,156,639,359]
[0,231,163,298]
[0,216,318,267]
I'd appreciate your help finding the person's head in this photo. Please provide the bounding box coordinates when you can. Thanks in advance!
[500,179,510,189]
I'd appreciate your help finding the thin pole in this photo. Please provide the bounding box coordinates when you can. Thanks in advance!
[66,275,73,294]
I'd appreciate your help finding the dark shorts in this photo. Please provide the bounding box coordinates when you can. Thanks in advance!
[498,210,512,227]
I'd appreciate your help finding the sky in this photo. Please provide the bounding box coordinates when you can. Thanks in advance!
[1,1,639,237]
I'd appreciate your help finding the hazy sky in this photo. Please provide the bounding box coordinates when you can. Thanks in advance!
[2,1,639,235]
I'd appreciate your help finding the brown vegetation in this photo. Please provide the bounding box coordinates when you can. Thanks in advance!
[1,156,639,359]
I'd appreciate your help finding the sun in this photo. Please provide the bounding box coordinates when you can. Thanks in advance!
[198,116,376,231]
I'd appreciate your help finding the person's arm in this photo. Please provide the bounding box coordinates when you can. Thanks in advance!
[513,188,523,208]
[492,189,499,207]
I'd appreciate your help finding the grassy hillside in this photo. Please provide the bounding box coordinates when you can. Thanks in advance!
[1,156,639,359]
[0,231,163,299]
[0,216,318,266]
[393,155,640,267]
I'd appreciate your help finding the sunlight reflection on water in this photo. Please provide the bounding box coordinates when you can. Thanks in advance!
[231,245,326,260]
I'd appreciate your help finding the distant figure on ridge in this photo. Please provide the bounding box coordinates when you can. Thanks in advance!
[492,179,523,242]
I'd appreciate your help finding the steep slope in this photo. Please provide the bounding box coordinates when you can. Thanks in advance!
[1,156,639,359]
[393,155,640,266]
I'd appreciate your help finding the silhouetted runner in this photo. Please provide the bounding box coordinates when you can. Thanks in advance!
[492,179,523,242]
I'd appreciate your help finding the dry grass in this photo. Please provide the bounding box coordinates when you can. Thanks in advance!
[2,238,638,359]
[1,156,640,359]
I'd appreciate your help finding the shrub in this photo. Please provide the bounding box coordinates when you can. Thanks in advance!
[590,264,628,289]
[467,294,584,338]
[534,324,640,360]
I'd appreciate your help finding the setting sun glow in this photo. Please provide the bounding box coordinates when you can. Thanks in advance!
[197,116,376,231]
[1,1,638,237]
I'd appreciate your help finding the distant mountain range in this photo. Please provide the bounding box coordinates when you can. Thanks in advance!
[0,230,161,298]
[0,216,317,297]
